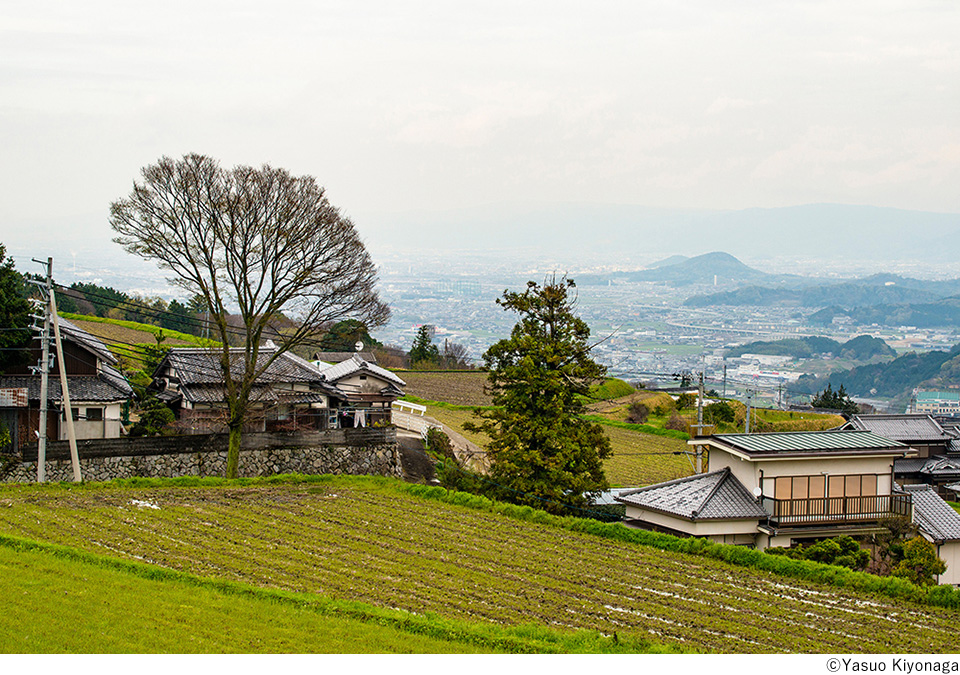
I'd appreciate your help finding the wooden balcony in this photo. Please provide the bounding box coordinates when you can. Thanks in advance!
[762,494,912,526]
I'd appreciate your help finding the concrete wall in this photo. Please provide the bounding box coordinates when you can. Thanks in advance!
[4,427,402,483]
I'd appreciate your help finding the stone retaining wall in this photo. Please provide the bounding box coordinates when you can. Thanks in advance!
[3,428,402,483]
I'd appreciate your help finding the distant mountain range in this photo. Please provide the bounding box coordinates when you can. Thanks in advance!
[577,251,788,287]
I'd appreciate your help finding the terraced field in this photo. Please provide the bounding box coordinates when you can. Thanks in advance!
[1,479,957,654]
[399,371,492,406]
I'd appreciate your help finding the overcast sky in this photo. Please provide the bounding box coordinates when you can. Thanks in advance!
[2,1,959,261]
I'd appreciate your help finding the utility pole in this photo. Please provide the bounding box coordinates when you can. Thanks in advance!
[722,364,727,398]
[29,258,53,482]
[745,389,753,434]
[50,289,82,482]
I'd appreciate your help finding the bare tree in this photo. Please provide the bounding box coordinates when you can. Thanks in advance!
[111,154,390,477]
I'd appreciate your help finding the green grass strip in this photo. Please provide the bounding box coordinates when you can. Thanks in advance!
[0,531,681,654]
[582,415,691,440]
[60,312,219,347]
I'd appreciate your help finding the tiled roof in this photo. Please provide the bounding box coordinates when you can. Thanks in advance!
[312,351,378,365]
[0,363,133,403]
[317,354,406,388]
[58,318,119,366]
[895,455,960,477]
[898,484,960,542]
[616,468,767,521]
[708,430,909,456]
[158,347,346,404]
[844,414,955,442]
[160,348,327,385]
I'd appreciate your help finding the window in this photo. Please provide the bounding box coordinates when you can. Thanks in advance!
[86,408,103,422]
[772,474,877,500]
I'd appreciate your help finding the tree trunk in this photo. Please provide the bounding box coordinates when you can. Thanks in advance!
[226,423,243,478]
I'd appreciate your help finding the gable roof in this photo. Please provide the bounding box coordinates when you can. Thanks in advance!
[699,430,912,459]
[156,347,346,402]
[616,468,767,521]
[898,484,960,543]
[159,347,328,385]
[317,354,406,388]
[844,414,956,443]
[57,318,119,366]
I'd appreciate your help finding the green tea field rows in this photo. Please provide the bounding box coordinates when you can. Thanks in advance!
[0,478,956,654]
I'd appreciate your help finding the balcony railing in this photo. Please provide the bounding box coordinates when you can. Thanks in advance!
[762,494,912,526]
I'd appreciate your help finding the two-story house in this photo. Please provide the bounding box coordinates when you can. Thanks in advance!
[841,414,960,497]
[616,430,960,584]
[0,318,134,447]
[617,431,915,550]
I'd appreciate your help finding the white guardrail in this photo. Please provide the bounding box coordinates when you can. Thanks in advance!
[392,400,427,416]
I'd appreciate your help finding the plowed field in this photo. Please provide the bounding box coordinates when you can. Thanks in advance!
[0,479,956,654]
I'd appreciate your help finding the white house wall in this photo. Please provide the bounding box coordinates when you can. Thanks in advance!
[937,541,960,586]
[624,505,760,541]
[58,403,123,440]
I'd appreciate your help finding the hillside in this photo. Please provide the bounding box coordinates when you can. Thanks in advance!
[809,296,960,329]
[0,477,957,654]
[685,281,944,308]
[725,335,895,361]
[796,343,960,399]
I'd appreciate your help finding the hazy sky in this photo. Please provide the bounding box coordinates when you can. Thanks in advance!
[2,1,959,260]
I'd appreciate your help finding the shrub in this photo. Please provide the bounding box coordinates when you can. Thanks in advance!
[665,413,687,432]
[625,402,649,424]
[893,536,947,586]
[129,398,175,437]
[703,401,735,424]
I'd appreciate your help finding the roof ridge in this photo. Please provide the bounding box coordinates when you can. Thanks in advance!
[620,468,728,498]
[693,467,734,517]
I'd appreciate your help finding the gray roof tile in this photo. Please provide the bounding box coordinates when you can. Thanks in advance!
[845,414,956,442]
[898,484,960,542]
[0,363,133,403]
[616,468,767,521]
[317,354,406,388]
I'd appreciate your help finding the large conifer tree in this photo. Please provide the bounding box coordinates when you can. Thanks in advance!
[465,277,611,513]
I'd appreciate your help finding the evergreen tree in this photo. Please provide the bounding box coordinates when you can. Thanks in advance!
[408,325,440,367]
[810,383,860,415]
[464,277,611,514]
[0,243,31,374]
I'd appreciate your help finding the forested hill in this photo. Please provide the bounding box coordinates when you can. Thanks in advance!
[685,282,943,308]
[795,343,960,399]
[809,297,960,329]
[726,335,895,361]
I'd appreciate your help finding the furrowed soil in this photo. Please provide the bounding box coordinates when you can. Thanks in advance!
[1,479,957,654]
[398,371,492,406]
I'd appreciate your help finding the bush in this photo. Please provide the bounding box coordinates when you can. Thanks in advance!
[893,536,947,586]
[129,398,175,437]
[625,402,649,424]
[665,413,687,432]
[675,393,695,409]
[703,401,735,424]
